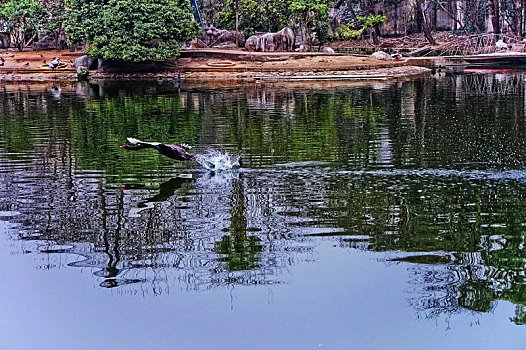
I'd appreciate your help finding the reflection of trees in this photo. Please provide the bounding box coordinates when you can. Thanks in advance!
[1,76,526,322]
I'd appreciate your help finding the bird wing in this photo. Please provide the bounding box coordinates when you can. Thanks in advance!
[127,137,161,146]
[167,144,192,152]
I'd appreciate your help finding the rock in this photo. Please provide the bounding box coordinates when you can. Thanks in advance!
[177,58,192,64]
[77,66,89,80]
[214,41,238,49]
[74,55,95,70]
[295,44,311,52]
[371,51,394,61]
[322,47,335,54]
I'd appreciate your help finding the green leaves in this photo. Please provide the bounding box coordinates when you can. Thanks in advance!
[216,0,289,33]
[336,24,364,41]
[64,0,200,61]
[336,14,386,41]
[357,14,387,28]
[0,0,47,51]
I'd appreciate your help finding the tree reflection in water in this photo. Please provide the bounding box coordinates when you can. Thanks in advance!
[1,75,526,322]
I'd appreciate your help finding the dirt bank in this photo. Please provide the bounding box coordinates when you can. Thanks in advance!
[0,49,431,82]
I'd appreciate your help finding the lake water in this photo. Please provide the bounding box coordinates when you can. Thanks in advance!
[1,74,526,349]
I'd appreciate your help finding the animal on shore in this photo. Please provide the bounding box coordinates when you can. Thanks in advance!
[245,34,262,51]
[278,27,295,51]
[48,57,60,71]
[121,138,195,161]
[391,50,403,60]
[258,33,276,52]
[496,39,508,51]
[247,27,295,52]
[0,57,4,66]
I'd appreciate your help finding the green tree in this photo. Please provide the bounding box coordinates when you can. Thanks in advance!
[336,14,386,41]
[289,0,330,46]
[215,0,290,34]
[64,0,200,61]
[42,0,67,48]
[0,0,46,51]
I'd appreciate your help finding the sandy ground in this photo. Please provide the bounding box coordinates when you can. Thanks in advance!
[0,48,431,82]
[0,50,81,80]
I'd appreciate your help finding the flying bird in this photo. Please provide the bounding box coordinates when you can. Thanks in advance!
[120,138,195,161]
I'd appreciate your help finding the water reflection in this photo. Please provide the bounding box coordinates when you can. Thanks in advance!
[1,74,526,323]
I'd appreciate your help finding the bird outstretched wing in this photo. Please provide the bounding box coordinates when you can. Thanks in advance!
[127,137,161,146]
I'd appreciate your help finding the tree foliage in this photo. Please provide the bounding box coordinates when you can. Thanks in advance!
[42,0,67,47]
[336,14,386,40]
[289,0,330,45]
[0,0,46,51]
[64,0,200,61]
[215,0,290,34]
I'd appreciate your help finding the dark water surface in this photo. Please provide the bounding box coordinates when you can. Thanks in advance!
[1,74,526,349]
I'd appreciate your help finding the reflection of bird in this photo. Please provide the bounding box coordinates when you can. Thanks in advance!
[126,176,192,217]
[173,71,181,87]
[121,137,195,161]
[48,57,60,71]
[50,84,61,99]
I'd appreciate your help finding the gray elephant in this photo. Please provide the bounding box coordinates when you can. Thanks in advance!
[245,35,261,51]
[278,27,294,51]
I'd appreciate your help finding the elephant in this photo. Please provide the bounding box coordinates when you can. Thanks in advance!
[217,30,245,47]
[245,35,261,51]
[246,27,295,52]
[278,27,295,51]
[257,33,276,52]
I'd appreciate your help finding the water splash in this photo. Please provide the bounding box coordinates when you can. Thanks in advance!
[194,150,240,171]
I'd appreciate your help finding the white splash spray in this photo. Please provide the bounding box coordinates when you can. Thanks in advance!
[194,150,241,171]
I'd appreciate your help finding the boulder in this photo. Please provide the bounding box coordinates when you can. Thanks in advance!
[322,47,335,54]
[295,44,311,52]
[371,51,394,61]
[77,66,89,80]
[74,55,95,70]
[214,41,238,49]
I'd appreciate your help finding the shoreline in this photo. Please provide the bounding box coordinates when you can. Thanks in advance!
[0,49,434,83]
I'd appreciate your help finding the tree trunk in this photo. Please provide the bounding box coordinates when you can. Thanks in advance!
[489,0,501,34]
[344,0,359,21]
[362,0,380,45]
[416,0,437,45]
[235,0,239,46]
